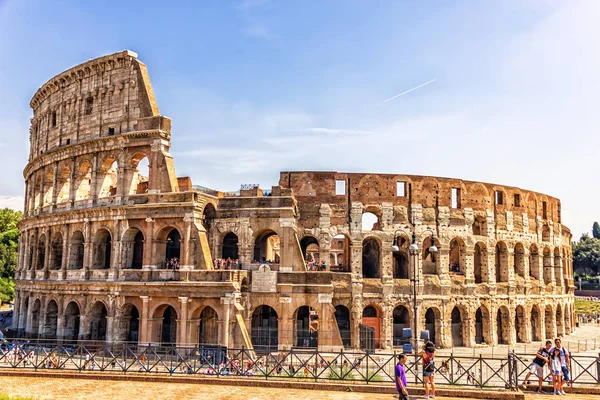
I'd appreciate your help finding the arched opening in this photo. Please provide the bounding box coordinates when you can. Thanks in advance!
[475,306,491,345]
[295,306,318,348]
[495,242,508,282]
[36,233,46,270]
[362,305,381,348]
[362,237,380,278]
[63,302,80,342]
[496,307,510,345]
[33,175,42,209]
[515,306,526,343]
[422,236,441,275]
[449,238,466,274]
[251,305,278,351]
[93,229,112,269]
[332,234,351,272]
[451,307,464,347]
[361,212,380,231]
[199,306,219,345]
[222,232,239,260]
[253,230,280,264]
[556,304,564,336]
[393,305,410,347]
[89,301,108,341]
[30,299,41,337]
[545,305,554,339]
[75,161,92,201]
[166,228,181,264]
[69,231,84,270]
[392,235,409,279]
[334,305,351,348]
[50,232,63,270]
[530,305,541,342]
[120,304,139,342]
[202,204,216,232]
[472,216,487,236]
[132,231,144,269]
[543,247,553,285]
[43,300,58,339]
[474,242,487,283]
[43,169,54,206]
[542,224,550,242]
[425,308,440,344]
[160,306,177,344]
[514,243,525,278]
[122,228,144,269]
[56,165,71,204]
[127,154,150,195]
[300,236,319,262]
[97,157,118,198]
[529,244,540,280]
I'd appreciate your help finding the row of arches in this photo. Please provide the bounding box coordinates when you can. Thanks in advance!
[27,153,149,211]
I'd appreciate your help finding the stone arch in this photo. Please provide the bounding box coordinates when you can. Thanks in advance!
[514,243,525,278]
[125,152,150,195]
[472,215,488,236]
[362,237,381,278]
[74,160,92,201]
[43,300,59,339]
[50,232,63,270]
[88,301,108,341]
[43,168,54,206]
[474,242,488,283]
[449,237,466,274]
[475,305,491,345]
[422,235,441,275]
[529,244,540,280]
[334,305,351,347]
[450,306,467,347]
[392,305,410,346]
[392,233,410,279]
[122,227,144,269]
[202,203,216,232]
[530,304,542,341]
[30,298,41,337]
[36,233,47,270]
[333,233,352,272]
[198,306,219,345]
[300,235,319,263]
[151,304,178,344]
[251,305,278,351]
[515,305,526,343]
[222,232,239,260]
[361,210,380,231]
[253,229,280,264]
[56,164,71,204]
[295,305,318,347]
[119,303,140,342]
[495,241,509,282]
[93,228,112,269]
[496,306,510,345]
[63,301,80,341]
[424,307,441,345]
[155,226,182,267]
[96,156,118,198]
[69,230,85,270]
[362,304,381,348]
[543,247,553,284]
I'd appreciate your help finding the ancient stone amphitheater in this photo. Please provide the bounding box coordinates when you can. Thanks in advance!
[11,51,574,351]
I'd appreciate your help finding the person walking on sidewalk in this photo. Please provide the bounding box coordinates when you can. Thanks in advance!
[395,354,409,400]
[520,340,552,393]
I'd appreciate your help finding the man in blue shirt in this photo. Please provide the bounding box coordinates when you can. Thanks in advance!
[395,353,409,400]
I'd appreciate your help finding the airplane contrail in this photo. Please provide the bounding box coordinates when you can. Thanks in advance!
[381,78,437,103]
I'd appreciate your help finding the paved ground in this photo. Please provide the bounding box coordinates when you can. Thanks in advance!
[0,376,598,400]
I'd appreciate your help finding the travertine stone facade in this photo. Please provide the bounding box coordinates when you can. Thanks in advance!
[12,51,575,351]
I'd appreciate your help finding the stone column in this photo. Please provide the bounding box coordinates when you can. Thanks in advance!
[178,297,189,346]
[89,152,99,206]
[25,297,34,337]
[105,295,116,343]
[139,296,151,345]
[78,314,89,341]
[10,290,20,332]
[18,293,28,335]
[464,249,475,284]
[50,162,58,212]
[220,297,232,348]
[83,219,92,277]
[69,157,77,207]
[60,224,70,280]
[56,296,65,341]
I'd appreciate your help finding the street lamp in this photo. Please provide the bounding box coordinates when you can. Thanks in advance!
[391,229,438,357]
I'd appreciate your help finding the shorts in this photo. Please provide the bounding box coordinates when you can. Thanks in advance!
[529,364,544,378]
[423,370,435,377]
[552,369,561,376]
[561,365,570,382]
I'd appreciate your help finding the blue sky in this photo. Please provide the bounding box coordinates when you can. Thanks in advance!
[0,0,598,238]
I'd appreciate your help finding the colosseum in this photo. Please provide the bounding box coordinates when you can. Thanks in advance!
[11,50,575,351]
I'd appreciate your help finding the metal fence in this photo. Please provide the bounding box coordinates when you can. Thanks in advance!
[0,340,599,390]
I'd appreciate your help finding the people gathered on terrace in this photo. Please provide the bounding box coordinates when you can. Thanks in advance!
[214,258,241,270]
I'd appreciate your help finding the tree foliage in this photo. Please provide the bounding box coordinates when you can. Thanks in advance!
[573,233,600,276]
[593,221,600,239]
[0,208,22,303]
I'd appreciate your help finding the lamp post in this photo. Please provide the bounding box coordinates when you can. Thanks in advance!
[391,229,438,358]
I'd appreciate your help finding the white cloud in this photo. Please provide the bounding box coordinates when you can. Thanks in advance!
[0,196,24,212]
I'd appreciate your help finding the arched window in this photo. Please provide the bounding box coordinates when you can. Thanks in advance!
[69,231,84,270]
[43,300,58,339]
[89,301,108,341]
[514,243,525,278]
[334,305,351,347]
[451,307,463,347]
[222,232,239,259]
[497,307,510,345]
[36,233,46,270]
[199,307,218,345]
[50,233,63,270]
[475,306,490,345]
[361,212,380,231]
[166,229,181,260]
[295,306,318,347]
[422,236,440,275]
[75,161,92,201]
[495,242,508,282]
[253,230,280,264]
[392,306,409,346]
[97,157,118,198]
[392,235,409,279]
[93,229,112,269]
[449,238,466,274]
[332,234,351,272]
[56,165,71,204]
[300,236,319,263]
[251,305,278,351]
[126,154,149,195]
[160,306,177,344]
[43,169,54,206]
[362,237,380,278]
[64,302,80,342]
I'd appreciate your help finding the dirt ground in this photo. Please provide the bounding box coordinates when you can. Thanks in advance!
[0,376,598,400]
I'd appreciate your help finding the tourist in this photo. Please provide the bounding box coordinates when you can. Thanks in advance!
[395,353,409,400]
[550,347,563,395]
[520,340,552,393]
[418,341,436,398]
[551,338,570,393]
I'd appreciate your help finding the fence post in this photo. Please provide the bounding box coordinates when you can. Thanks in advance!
[596,353,600,384]
[366,351,369,384]
[478,353,483,388]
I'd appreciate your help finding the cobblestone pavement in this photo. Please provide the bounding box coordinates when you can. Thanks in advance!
[0,376,598,400]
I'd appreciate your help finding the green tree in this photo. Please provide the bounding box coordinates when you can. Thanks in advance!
[593,221,600,239]
[573,233,600,276]
[0,208,22,303]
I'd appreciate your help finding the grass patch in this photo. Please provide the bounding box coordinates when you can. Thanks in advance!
[366,370,384,382]
[574,299,600,314]
[326,365,357,380]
